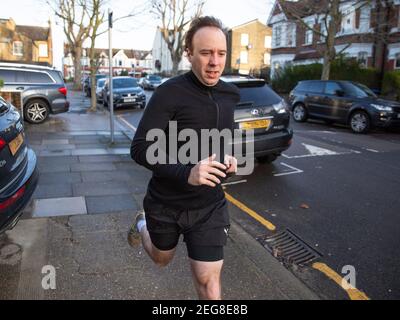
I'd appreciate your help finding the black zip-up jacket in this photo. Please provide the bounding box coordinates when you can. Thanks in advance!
[131,70,240,210]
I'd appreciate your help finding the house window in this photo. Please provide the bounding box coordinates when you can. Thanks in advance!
[286,23,295,47]
[241,33,249,46]
[395,53,400,69]
[39,44,48,57]
[264,35,272,48]
[118,60,122,66]
[274,26,282,47]
[358,51,368,68]
[240,51,248,64]
[264,52,271,65]
[13,41,23,56]
[341,8,354,33]
[305,28,313,45]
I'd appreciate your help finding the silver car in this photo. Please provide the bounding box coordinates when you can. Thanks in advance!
[0,62,69,124]
[96,78,106,103]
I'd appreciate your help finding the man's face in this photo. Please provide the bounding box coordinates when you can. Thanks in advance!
[187,26,227,86]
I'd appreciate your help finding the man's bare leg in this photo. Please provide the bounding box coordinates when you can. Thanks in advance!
[189,259,224,300]
[128,211,176,267]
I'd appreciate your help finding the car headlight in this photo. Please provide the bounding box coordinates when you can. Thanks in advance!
[371,104,392,112]
[273,100,288,114]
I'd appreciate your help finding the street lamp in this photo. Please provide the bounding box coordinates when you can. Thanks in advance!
[108,9,114,144]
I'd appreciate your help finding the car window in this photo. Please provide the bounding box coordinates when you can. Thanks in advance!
[0,69,16,82]
[149,75,161,81]
[25,71,53,83]
[97,79,106,87]
[236,83,282,106]
[342,82,376,98]
[308,81,325,93]
[295,82,311,91]
[113,78,138,88]
[325,82,343,95]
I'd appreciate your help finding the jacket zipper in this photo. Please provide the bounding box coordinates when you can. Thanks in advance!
[207,90,220,129]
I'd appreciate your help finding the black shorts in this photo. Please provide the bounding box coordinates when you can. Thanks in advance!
[143,194,230,262]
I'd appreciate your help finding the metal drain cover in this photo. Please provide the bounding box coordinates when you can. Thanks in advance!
[257,229,322,267]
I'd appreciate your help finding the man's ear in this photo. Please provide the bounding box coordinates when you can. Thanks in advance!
[186,49,192,62]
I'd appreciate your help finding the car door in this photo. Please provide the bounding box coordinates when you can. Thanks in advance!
[306,81,326,117]
[323,82,353,122]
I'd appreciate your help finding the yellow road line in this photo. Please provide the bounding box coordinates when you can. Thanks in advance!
[224,191,276,231]
[312,262,370,300]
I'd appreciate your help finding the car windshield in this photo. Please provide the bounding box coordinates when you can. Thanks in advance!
[113,78,138,88]
[343,82,376,98]
[97,79,106,87]
[149,75,161,81]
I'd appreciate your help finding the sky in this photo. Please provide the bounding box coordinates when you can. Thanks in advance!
[0,0,274,50]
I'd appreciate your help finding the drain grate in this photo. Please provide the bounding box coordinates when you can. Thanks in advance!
[257,229,322,267]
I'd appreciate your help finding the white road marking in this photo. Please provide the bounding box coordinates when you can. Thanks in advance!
[274,163,303,176]
[302,143,338,156]
[118,115,137,132]
[366,148,379,153]
[222,179,247,186]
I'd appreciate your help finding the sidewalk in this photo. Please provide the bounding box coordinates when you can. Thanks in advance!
[0,88,319,300]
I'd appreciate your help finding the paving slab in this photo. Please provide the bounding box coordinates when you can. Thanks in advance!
[72,181,131,197]
[33,183,73,199]
[32,197,87,217]
[71,162,116,172]
[86,194,139,214]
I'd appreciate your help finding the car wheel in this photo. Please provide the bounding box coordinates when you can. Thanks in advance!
[292,104,308,122]
[350,111,370,134]
[24,99,50,124]
[256,154,278,164]
[140,103,145,109]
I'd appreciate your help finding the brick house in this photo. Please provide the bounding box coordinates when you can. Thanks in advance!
[226,19,272,75]
[267,0,400,78]
[0,18,52,66]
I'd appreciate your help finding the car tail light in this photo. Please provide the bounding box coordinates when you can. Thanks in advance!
[0,137,6,152]
[0,185,26,212]
[58,86,67,96]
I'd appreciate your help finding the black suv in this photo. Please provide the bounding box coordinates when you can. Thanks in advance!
[289,80,400,133]
[0,62,69,124]
[0,96,38,234]
[223,76,293,163]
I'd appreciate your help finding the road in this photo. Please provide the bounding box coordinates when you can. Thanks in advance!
[114,89,400,300]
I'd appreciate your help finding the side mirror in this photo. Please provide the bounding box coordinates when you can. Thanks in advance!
[335,89,345,97]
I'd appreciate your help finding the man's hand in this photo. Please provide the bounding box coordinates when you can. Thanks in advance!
[224,154,238,174]
[188,154,227,187]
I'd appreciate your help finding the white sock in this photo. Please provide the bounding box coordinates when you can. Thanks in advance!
[136,219,146,233]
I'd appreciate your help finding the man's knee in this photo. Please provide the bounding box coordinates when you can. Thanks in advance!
[197,275,221,300]
[151,247,175,267]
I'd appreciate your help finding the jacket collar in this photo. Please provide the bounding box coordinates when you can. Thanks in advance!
[185,70,221,92]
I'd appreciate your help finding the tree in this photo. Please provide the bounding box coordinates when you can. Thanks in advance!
[49,0,101,90]
[86,0,105,111]
[151,0,205,75]
[278,0,344,80]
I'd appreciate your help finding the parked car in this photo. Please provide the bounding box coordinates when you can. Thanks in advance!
[84,74,107,97]
[0,62,69,124]
[289,80,400,133]
[102,77,146,109]
[95,78,106,103]
[142,75,162,90]
[0,96,38,234]
[222,76,293,163]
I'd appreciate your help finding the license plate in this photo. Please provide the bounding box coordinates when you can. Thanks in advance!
[239,119,271,130]
[9,133,24,156]
[124,98,136,103]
